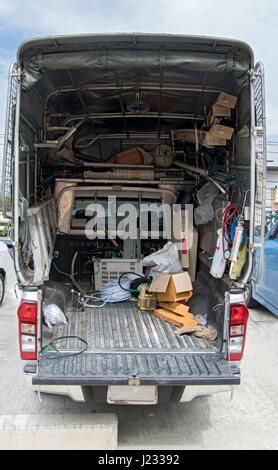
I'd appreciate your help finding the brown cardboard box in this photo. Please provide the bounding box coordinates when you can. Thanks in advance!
[215,92,238,109]
[171,129,201,143]
[200,131,227,146]
[149,272,192,302]
[207,104,232,126]
[208,124,234,140]
[159,301,192,316]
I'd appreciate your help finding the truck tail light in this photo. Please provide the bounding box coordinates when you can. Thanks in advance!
[17,300,37,360]
[228,303,249,361]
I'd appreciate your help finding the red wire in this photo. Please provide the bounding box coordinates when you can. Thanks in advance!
[221,204,240,250]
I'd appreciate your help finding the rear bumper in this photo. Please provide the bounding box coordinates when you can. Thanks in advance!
[24,373,235,403]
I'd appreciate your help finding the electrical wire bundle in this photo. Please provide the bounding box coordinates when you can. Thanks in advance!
[221,203,240,258]
[73,273,144,309]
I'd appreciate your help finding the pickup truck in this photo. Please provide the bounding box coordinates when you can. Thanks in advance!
[1,33,267,405]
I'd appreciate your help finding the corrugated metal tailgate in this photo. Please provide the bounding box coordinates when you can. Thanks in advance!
[33,352,240,385]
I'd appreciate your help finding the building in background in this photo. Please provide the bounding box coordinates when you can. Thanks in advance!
[266,143,278,231]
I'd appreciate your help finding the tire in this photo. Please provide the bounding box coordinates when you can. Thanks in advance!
[0,273,5,306]
[245,283,260,308]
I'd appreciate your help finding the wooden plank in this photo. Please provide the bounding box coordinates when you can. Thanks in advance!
[154,308,198,328]
[158,302,192,317]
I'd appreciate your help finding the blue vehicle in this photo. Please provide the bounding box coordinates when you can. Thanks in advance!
[247,221,278,316]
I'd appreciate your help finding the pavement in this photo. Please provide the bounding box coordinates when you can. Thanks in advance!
[0,290,277,450]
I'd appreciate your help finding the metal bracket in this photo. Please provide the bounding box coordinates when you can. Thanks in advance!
[248,69,262,79]
[128,375,140,386]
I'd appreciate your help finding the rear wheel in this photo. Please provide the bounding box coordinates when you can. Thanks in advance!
[0,273,5,306]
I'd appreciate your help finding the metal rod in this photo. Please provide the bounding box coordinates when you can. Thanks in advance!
[2,62,17,219]
[63,112,204,126]
[13,66,26,285]
[44,83,231,107]
[75,132,169,149]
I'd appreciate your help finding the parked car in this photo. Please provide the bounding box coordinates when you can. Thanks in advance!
[247,221,278,316]
[0,239,17,305]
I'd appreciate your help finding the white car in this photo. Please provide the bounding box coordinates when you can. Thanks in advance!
[0,239,17,305]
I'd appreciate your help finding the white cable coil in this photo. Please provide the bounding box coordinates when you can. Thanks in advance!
[74,274,139,308]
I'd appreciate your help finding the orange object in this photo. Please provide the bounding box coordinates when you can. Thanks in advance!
[154,308,198,328]
[158,301,192,316]
[114,147,143,165]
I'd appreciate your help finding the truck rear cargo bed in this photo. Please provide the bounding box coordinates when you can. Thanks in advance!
[34,300,240,385]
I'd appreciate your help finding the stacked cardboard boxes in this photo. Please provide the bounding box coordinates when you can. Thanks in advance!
[149,272,198,328]
[171,126,234,147]
[171,93,237,149]
[206,91,237,128]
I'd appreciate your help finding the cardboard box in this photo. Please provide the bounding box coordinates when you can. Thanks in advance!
[207,104,231,126]
[200,131,227,147]
[154,308,198,328]
[158,301,192,316]
[149,272,193,302]
[215,92,238,109]
[208,124,234,140]
[171,129,201,144]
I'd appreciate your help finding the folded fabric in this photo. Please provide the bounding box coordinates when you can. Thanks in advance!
[173,325,218,341]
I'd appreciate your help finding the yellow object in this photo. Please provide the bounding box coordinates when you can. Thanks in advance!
[229,240,247,280]
[138,284,157,311]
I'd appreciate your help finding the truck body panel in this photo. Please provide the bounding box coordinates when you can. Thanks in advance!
[2,33,267,403]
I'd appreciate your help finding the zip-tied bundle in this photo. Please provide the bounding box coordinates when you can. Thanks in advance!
[211,171,237,189]
[73,274,141,308]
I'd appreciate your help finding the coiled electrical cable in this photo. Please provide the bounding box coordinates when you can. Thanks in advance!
[72,276,135,308]
[118,272,152,298]
[40,335,88,359]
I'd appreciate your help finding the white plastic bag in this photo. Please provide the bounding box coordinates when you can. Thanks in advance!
[210,228,228,279]
[194,183,219,225]
[141,241,182,277]
[42,302,67,329]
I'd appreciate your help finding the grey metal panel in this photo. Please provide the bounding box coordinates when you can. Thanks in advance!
[36,301,238,386]
[49,302,217,353]
[33,351,240,386]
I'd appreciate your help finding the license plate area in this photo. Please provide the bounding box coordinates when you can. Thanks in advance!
[107,385,158,405]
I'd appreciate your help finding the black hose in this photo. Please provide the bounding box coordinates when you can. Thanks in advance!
[118,272,151,298]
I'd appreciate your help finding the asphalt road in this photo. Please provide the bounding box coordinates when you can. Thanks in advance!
[0,290,277,450]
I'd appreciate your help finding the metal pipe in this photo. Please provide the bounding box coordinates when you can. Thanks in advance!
[75,132,169,148]
[64,112,204,126]
[2,62,17,219]
[241,74,256,286]
[13,67,26,285]
[251,63,267,285]
[43,83,231,107]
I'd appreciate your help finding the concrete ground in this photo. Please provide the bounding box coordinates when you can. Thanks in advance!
[0,290,277,450]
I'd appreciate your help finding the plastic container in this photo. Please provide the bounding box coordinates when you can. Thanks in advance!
[138,283,157,311]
